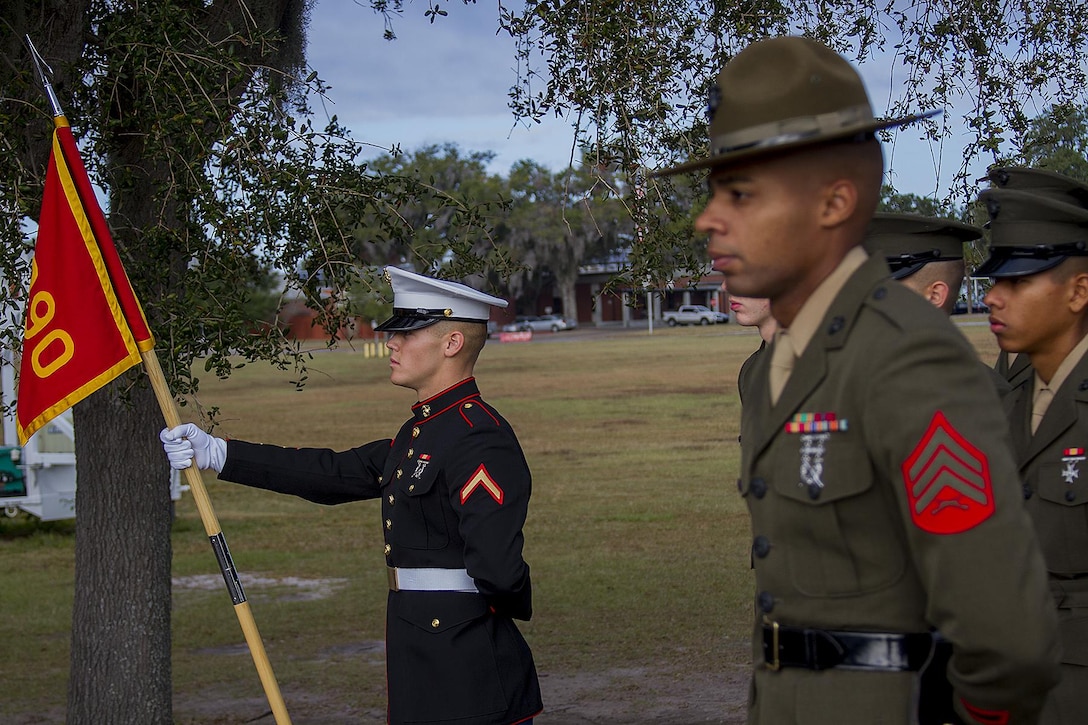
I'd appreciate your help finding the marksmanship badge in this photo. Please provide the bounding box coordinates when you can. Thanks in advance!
[784,413,848,494]
[1062,447,1085,484]
[799,433,831,491]
[412,453,432,479]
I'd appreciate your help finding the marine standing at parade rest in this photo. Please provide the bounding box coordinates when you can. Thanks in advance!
[863,212,1011,396]
[160,267,543,725]
[657,36,1060,724]
[978,166,1088,724]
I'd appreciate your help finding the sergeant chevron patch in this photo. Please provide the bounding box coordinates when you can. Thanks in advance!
[901,411,994,534]
[460,464,504,505]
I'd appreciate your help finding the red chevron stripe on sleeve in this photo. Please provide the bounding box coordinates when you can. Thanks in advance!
[901,411,995,534]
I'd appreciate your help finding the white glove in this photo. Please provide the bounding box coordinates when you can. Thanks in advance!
[160,423,227,473]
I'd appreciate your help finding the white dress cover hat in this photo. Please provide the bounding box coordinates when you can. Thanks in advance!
[374,266,508,332]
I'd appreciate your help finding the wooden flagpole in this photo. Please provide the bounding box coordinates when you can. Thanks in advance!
[143,351,293,724]
[25,34,292,725]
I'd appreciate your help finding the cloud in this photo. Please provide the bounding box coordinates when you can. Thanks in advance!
[306,2,578,174]
[307,4,974,194]
[308,4,516,121]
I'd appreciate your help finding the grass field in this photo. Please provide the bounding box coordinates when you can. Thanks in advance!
[0,318,1002,723]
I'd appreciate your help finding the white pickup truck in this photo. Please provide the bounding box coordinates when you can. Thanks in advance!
[661,304,729,326]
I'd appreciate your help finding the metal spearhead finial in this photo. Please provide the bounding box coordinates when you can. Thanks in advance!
[24,35,65,118]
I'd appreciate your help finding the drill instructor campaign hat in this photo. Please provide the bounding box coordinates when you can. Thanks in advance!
[655,36,939,177]
[863,212,981,280]
[974,179,1088,279]
[374,266,508,332]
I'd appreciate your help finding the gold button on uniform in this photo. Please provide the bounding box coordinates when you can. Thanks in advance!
[412,427,420,438]
[384,544,391,555]
[396,469,403,479]
[431,619,440,628]
[385,519,392,530]
[407,448,414,458]
[388,494,395,505]
[408,484,415,492]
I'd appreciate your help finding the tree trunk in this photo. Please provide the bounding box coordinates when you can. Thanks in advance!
[68,378,173,724]
[559,278,579,323]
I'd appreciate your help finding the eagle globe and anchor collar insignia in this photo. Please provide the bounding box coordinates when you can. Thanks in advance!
[784,413,849,499]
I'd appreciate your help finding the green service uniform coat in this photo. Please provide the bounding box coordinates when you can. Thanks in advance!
[1004,355,1088,724]
[219,378,543,725]
[738,341,768,407]
[739,255,1060,724]
[996,350,1034,387]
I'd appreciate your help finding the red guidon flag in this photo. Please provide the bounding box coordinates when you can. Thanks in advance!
[16,118,154,444]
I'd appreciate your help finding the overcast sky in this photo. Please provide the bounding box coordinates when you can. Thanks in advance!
[306,3,578,173]
[305,3,981,197]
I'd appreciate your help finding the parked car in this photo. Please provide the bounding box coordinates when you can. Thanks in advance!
[952,300,990,315]
[661,304,729,326]
[544,313,578,330]
[501,314,572,333]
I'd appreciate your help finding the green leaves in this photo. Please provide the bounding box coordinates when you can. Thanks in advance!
[5,0,1087,409]
[496,0,1088,244]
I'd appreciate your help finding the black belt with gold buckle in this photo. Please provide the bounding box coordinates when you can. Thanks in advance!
[761,621,935,672]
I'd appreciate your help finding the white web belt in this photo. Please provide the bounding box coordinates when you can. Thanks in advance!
[387,566,479,593]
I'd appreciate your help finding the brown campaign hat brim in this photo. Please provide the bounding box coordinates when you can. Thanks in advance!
[655,110,939,177]
[652,36,939,178]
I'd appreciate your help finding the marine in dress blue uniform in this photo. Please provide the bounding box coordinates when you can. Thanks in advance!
[978,168,1088,724]
[161,267,542,725]
[657,36,1060,724]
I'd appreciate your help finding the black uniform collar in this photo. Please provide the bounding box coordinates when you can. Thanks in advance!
[412,378,481,422]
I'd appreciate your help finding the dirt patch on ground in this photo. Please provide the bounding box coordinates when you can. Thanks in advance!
[534,665,749,724]
[13,574,751,723]
[10,658,750,724]
[166,662,750,724]
[167,575,751,723]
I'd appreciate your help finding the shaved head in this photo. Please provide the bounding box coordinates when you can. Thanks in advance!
[901,259,966,315]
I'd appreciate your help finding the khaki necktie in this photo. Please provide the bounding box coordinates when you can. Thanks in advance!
[769,330,796,405]
[1032,386,1053,435]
